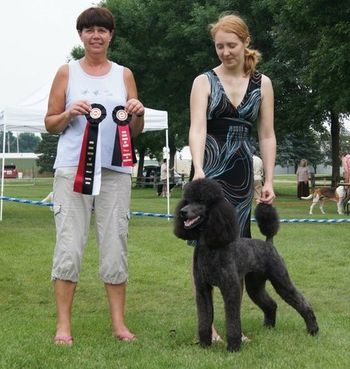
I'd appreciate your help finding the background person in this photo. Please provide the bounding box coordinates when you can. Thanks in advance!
[340,152,350,204]
[45,6,144,345]
[296,159,310,199]
[340,152,350,183]
[189,13,276,342]
[160,159,168,197]
[253,153,264,200]
[158,159,175,197]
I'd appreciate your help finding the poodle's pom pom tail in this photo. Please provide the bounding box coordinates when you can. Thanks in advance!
[254,203,280,242]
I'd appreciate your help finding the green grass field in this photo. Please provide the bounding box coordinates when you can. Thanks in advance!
[0,176,349,369]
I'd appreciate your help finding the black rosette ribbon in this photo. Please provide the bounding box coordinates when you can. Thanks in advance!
[74,103,106,194]
[111,105,137,167]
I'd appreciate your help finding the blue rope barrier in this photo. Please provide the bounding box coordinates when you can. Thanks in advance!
[131,211,174,218]
[1,196,53,207]
[1,195,350,223]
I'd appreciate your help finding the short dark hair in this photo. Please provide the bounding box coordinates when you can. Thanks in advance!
[76,7,115,32]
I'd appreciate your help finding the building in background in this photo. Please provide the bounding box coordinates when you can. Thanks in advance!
[1,153,39,178]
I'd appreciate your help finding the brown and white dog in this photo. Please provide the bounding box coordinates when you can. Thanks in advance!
[301,186,345,215]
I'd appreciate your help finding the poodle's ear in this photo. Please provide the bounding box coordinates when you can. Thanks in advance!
[173,199,190,240]
[203,199,239,247]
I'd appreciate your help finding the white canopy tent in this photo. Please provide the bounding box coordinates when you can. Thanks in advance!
[0,85,169,220]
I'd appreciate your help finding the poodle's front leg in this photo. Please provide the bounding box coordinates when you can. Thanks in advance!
[220,280,242,352]
[195,281,214,348]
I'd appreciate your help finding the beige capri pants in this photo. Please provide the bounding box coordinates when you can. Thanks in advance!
[51,167,131,284]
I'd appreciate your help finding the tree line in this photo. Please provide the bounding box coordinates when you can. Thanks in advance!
[105,0,350,181]
[0,132,40,153]
[6,0,349,179]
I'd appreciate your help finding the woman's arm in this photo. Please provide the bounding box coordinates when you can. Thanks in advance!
[189,74,210,180]
[258,74,276,204]
[44,64,91,134]
[123,67,144,137]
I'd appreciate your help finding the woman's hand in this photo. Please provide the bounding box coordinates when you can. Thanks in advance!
[125,98,144,117]
[66,100,91,120]
[257,182,275,204]
[127,98,144,137]
[192,168,205,181]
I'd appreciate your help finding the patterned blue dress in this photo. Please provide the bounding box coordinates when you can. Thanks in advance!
[203,70,262,237]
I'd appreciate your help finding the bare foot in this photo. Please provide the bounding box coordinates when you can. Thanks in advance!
[54,335,73,346]
[113,327,136,342]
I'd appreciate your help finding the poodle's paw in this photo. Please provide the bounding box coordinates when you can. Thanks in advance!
[226,341,241,352]
[307,319,319,336]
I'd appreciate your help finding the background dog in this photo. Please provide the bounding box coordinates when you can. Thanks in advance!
[301,186,345,214]
[174,178,318,352]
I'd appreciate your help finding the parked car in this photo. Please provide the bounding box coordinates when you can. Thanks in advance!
[142,165,183,190]
[143,165,160,180]
[142,165,160,187]
[3,164,18,179]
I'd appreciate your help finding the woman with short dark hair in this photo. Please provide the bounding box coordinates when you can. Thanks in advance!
[45,6,144,345]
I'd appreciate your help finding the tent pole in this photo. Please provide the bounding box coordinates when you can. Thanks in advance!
[165,128,170,219]
[1,116,7,221]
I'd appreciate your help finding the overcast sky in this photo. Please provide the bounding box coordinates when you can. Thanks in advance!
[0,0,95,108]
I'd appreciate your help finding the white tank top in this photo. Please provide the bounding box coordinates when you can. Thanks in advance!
[54,59,132,174]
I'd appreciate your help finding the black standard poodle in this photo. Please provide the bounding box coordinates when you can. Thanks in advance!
[174,178,319,352]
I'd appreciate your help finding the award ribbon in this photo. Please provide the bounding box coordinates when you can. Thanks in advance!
[73,103,106,195]
[111,105,136,167]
